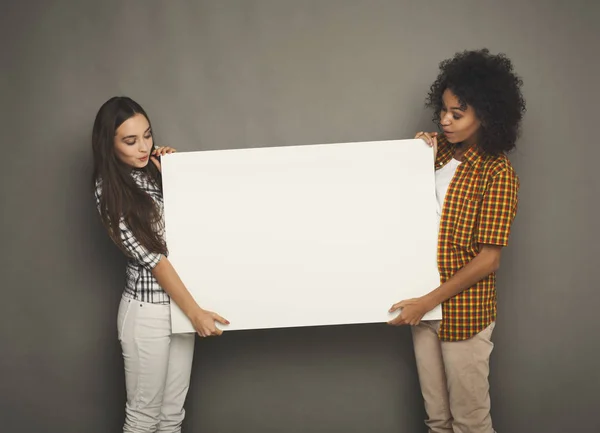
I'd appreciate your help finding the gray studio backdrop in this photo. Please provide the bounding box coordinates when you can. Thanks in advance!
[1,1,599,432]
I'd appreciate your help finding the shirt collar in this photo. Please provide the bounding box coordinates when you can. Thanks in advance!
[463,144,484,167]
[444,140,484,168]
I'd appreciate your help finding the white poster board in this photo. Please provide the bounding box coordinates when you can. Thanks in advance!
[161,139,442,333]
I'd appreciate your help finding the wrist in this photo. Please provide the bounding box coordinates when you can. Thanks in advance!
[421,293,439,312]
[184,304,204,319]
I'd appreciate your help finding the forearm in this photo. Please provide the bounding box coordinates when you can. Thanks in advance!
[423,245,501,310]
[151,256,202,317]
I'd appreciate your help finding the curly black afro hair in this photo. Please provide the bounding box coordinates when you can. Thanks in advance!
[426,48,526,155]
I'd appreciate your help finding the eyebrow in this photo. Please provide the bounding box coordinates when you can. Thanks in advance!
[121,126,151,140]
[443,104,467,113]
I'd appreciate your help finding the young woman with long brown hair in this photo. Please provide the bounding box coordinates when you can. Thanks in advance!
[92,96,229,432]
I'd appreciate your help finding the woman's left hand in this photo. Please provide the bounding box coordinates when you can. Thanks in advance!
[150,146,177,172]
[387,297,430,326]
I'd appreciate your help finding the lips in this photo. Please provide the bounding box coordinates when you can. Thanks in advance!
[138,156,149,162]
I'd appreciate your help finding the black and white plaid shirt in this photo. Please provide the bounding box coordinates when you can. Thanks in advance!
[95,170,170,304]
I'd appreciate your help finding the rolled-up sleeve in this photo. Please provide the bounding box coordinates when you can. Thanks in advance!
[477,168,519,246]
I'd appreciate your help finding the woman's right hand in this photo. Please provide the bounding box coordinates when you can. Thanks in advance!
[150,146,177,173]
[189,308,230,337]
[415,131,438,160]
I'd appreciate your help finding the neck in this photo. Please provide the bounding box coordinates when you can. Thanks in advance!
[453,142,470,161]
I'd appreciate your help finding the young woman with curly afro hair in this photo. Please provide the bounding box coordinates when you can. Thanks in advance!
[388,48,526,433]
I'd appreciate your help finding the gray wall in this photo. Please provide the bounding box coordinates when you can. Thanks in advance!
[1,1,598,432]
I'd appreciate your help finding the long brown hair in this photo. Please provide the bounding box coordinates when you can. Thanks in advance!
[92,96,167,257]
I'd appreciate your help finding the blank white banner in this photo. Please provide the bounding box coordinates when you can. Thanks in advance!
[161,139,442,333]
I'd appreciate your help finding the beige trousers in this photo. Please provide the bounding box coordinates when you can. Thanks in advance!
[411,320,496,433]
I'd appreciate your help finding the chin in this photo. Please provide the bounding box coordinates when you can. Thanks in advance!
[444,134,461,144]
[127,159,149,169]
[444,133,456,144]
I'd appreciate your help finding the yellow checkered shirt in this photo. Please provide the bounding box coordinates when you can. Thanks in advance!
[435,135,519,341]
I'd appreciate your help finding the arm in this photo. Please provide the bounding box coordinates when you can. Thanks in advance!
[388,245,501,326]
[120,221,229,336]
[152,256,229,336]
[422,244,501,308]
[95,183,229,336]
[389,167,519,326]
[152,257,201,318]
[150,146,229,335]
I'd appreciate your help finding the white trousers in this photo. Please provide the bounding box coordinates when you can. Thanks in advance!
[117,295,196,433]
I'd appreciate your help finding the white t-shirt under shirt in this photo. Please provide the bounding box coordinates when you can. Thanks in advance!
[435,158,463,230]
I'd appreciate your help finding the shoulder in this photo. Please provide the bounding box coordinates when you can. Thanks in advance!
[482,153,516,178]
[133,170,163,200]
[132,169,159,188]
[480,153,519,192]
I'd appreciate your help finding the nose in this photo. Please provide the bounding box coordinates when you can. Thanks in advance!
[138,138,151,153]
[440,112,452,126]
